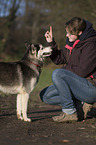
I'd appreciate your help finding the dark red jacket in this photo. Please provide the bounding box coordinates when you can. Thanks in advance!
[49,21,96,86]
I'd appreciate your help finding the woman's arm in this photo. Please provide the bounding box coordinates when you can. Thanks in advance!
[45,26,68,65]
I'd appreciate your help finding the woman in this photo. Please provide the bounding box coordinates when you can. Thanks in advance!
[40,17,96,122]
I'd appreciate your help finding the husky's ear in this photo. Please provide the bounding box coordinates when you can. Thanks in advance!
[31,44,34,49]
[25,41,30,49]
[31,44,36,55]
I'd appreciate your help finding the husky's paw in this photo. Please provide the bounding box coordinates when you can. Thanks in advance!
[24,117,31,122]
[17,113,23,120]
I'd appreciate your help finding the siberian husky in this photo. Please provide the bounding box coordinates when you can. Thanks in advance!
[0,42,52,122]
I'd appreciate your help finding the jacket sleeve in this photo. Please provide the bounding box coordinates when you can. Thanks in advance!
[66,41,96,77]
[47,39,68,65]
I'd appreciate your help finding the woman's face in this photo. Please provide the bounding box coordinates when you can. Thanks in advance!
[66,30,78,42]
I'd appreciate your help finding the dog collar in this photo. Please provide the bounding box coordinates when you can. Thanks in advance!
[29,61,41,68]
[23,60,41,68]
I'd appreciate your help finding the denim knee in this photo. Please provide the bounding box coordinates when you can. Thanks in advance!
[52,69,60,82]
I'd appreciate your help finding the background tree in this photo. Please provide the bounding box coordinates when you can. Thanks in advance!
[0,0,96,61]
[0,0,21,59]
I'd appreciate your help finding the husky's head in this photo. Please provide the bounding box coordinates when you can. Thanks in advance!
[25,42,52,61]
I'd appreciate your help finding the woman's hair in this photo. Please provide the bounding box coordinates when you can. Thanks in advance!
[65,17,86,36]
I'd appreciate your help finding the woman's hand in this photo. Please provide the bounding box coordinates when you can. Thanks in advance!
[45,26,53,42]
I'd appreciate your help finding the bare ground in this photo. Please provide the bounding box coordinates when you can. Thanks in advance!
[0,95,96,145]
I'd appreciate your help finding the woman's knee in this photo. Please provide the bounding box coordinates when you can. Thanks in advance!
[52,69,61,81]
[52,69,67,82]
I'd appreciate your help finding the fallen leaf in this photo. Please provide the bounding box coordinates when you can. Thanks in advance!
[62,139,70,143]
[91,125,96,129]
[78,127,85,130]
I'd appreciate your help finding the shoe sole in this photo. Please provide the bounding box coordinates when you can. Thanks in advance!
[52,114,78,123]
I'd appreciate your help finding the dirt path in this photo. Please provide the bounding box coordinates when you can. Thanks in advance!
[0,95,96,145]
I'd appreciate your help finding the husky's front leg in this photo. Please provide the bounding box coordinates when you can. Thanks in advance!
[21,93,31,122]
[17,94,23,120]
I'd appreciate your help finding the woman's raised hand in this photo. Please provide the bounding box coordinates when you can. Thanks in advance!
[45,26,53,42]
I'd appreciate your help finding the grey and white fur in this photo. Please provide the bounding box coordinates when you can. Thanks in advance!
[0,42,52,122]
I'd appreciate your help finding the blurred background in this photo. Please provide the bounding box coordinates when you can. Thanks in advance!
[0,0,96,110]
[0,0,96,61]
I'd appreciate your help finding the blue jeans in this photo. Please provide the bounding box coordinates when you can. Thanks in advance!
[40,69,96,114]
